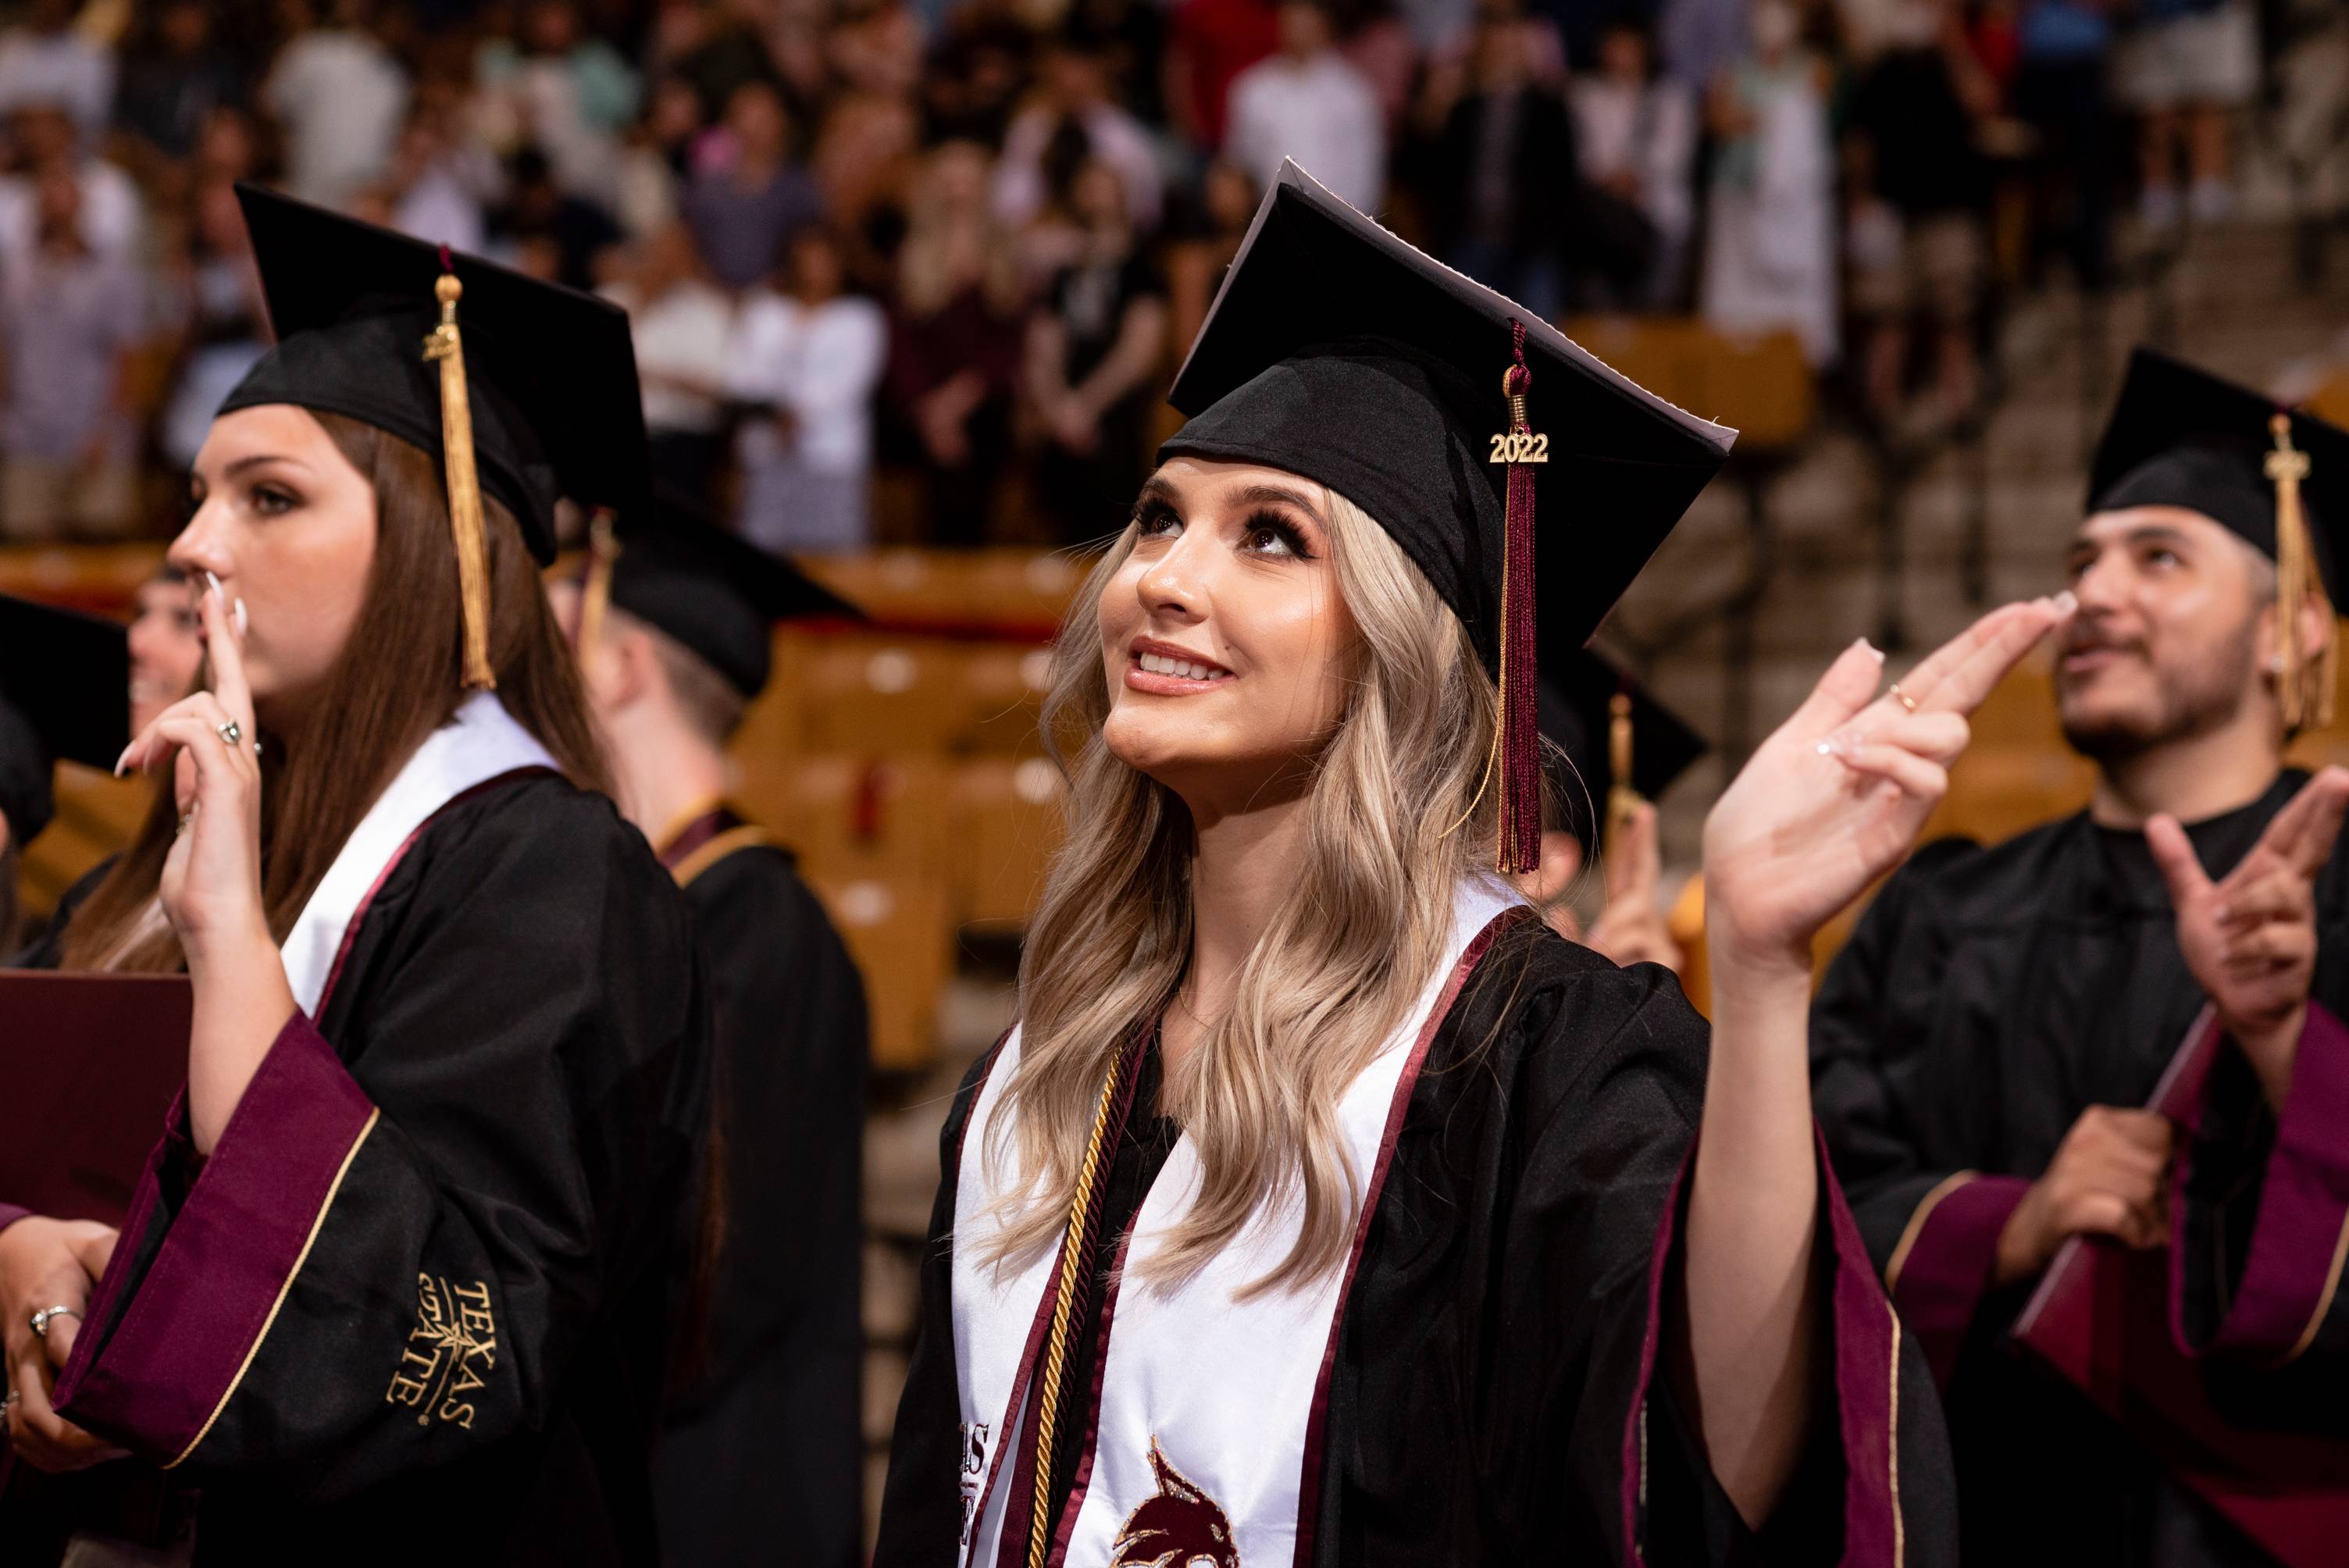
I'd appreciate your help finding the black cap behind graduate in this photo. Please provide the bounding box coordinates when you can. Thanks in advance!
[2090,347,2349,729]
[1537,650,1707,854]
[0,593,132,843]
[583,484,864,700]
[221,184,647,687]
[1159,159,1734,870]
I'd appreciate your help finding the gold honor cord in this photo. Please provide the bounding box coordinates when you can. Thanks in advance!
[422,272,497,690]
[1024,1049,1132,1568]
[2269,414,2337,732]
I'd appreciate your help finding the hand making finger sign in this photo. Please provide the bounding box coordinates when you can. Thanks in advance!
[1704,593,2077,970]
[2148,764,2349,1108]
[114,572,266,961]
[1585,801,1683,971]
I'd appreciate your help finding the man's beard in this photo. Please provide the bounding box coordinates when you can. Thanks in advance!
[2058,625,2258,763]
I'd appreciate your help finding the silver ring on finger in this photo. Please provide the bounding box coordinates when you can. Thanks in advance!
[1887,683,1919,714]
[216,720,242,747]
[30,1305,80,1340]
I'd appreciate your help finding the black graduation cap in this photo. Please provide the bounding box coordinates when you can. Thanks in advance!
[589,485,864,700]
[2090,347,2349,729]
[219,184,648,568]
[1159,160,1733,870]
[1535,650,1707,852]
[0,593,132,843]
[2090,347,2349,587]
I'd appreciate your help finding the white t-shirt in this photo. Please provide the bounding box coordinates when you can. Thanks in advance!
[992,103,1165,233]
[1570,77,1698,241]
[1224,52,1385,214]
[601,278,736,437]
[0,30,113,138]
[724,290,888,475]
[0,158,143,271]
[263,30,410,206]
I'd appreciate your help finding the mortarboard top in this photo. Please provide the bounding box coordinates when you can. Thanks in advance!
[0,695,52,847]
[1161,159,1734,670]
[220,184,649,566]
[603,484,865,700]
[0,593,130,845]
[2090,347,2349,594]
[1158,159,1731,871]
[1536,650,1708,851]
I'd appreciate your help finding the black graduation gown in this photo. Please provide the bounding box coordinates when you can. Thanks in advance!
[22,773,712,1566]
[1813,771,2349,1566]
[653,805,870,1568]
[875,916,1959,1566]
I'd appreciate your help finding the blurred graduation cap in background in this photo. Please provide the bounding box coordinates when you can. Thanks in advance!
[1160,159,1734,872]
[0,593,131,846]
[1535,649,1709,857]
[579,483,864,702]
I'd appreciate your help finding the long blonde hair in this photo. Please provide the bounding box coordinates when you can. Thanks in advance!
[986,484,1508,1295]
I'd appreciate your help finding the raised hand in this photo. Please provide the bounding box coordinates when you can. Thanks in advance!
[1585,801,1683,972]
[115,573,265,960]
[1703,595,2076,973]
[2148,765,2349,1109]
[113,572,297,1153]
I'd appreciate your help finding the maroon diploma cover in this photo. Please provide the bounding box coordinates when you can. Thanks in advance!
[0,971,189,1226]
[2011,1018,2349,1566]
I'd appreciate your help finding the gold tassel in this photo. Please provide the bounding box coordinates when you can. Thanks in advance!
[422,272,496,690]
[1604,690,1644,863]
[578,508,619,657]
[2268,413,2336,732]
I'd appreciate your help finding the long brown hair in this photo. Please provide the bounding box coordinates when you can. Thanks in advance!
[61,412,607,972]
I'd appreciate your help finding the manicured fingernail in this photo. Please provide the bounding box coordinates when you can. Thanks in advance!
[1816,732,1855,759]
[2051,590,2077,615]
[204,569,223,602]
[233,597,248,636]
[1855,637,1884,663]
[112,743,134,777]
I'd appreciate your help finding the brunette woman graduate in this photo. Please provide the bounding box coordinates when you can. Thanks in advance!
[874,163,2072,1566]
[0,188,711,1565]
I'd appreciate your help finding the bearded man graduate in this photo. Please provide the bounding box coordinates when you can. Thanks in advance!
[554,492,872,1568]
[1813,347,2349,1565]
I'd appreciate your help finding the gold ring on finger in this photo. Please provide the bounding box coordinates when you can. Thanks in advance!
[1888,683,1919,714]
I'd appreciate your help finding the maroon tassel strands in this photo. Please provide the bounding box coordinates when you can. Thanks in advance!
[1493,319,1544,875]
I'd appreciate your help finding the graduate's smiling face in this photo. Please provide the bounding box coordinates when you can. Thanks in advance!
[172,404,379,723]
[1096,458,1358,810]
[2057,505,2292,756]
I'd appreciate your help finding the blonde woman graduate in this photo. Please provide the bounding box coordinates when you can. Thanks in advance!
[0,190,711,1565]
[874,163,2073,1567]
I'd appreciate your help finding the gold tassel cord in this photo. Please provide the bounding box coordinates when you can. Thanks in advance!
[2268,414,2337,732]
[1024,1052,1128,1568]
[422,272,497,690]
[1604,690,1645,864]
[579,508,620,658]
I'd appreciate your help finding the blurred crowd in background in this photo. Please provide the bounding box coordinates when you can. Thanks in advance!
[0,0,2308,554]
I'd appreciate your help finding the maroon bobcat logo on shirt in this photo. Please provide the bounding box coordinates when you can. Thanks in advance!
[1109,1439,1240,1568]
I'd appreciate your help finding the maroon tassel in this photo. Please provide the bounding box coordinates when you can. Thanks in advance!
[1497,320,1541,875]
